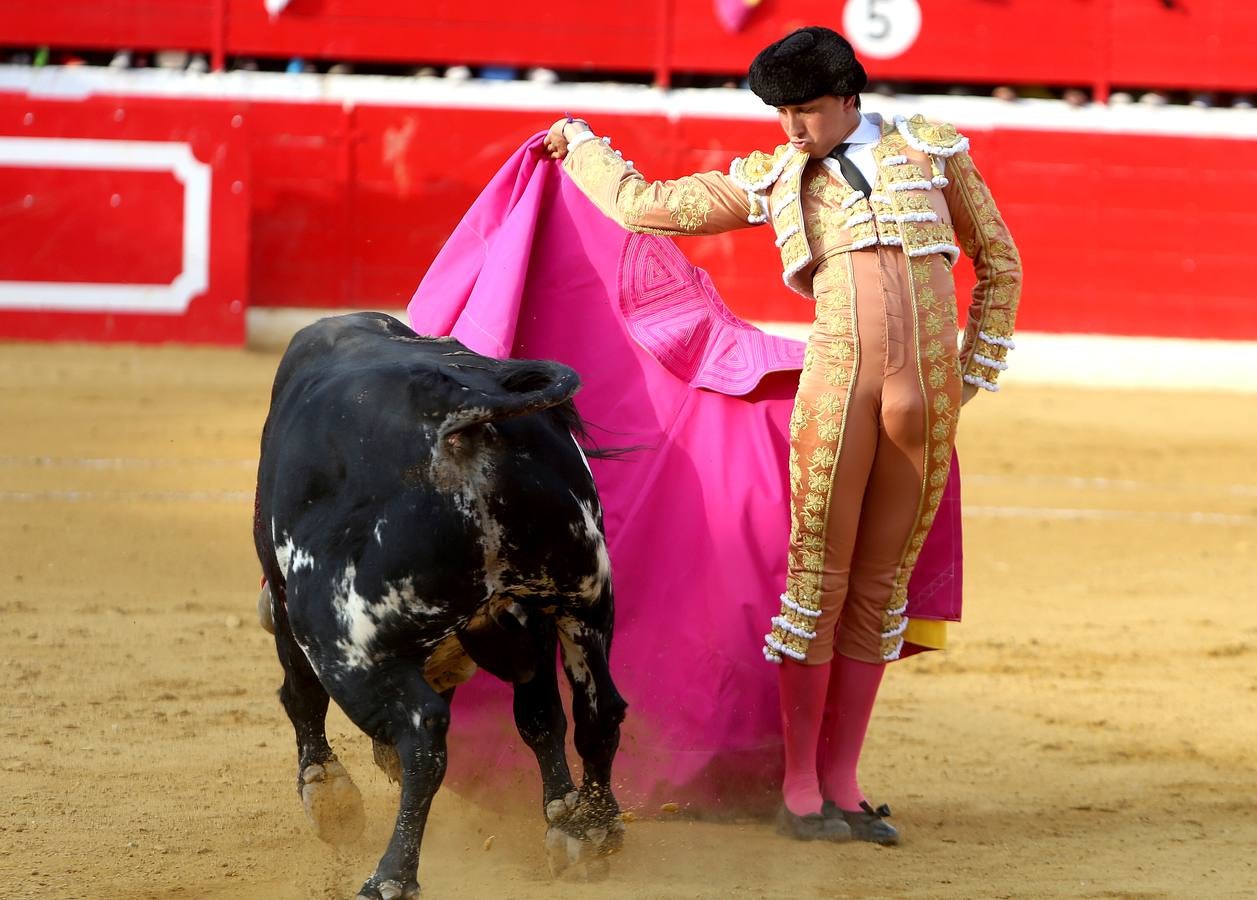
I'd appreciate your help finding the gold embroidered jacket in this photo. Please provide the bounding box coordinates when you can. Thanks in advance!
[562,114,1022,389]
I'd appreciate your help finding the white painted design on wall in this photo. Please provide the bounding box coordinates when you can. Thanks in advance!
[0,137,210,313]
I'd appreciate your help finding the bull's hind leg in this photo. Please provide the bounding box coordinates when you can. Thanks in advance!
[545,606,628,877]
[272,596,366,846]
[510,619,579,815]
[325,665,450,900]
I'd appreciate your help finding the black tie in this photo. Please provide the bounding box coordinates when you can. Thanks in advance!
[830,142,872,196]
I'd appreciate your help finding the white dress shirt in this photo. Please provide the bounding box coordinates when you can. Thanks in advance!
[829,113,884,191]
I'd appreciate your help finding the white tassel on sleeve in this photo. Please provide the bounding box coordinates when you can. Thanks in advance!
[972,353,1009,371]
[963,372,1000,392]
[979,330,1017,349]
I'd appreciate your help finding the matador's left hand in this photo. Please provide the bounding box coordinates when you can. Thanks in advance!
[543,117,591,160]
[543,118,571,160]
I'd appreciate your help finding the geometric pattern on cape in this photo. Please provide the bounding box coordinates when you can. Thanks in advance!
[619,234,806,396]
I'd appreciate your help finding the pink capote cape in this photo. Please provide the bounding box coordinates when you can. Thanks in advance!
[407,135,963,814]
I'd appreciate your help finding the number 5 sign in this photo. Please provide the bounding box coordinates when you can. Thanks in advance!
[842,0,922,60]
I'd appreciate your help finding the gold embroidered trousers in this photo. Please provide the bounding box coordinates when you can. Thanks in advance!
[773,248,962,665]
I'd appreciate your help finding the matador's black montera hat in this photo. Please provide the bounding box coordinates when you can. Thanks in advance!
[748,26,868,107]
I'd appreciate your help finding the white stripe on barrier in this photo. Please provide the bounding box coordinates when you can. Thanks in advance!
[245,310,1257,394]
[0,137,210,313]
[5,65,1257,140]
[757,323,1257,394]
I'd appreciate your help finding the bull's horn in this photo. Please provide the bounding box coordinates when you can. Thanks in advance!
[437,360,580,442]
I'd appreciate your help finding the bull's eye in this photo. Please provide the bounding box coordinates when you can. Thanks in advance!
[447,434,462,449]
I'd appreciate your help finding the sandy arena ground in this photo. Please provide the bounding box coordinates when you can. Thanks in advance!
[1,342,1255,899]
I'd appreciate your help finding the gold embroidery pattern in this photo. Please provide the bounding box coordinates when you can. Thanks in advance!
[904,114,965,152]
[879,256,960,661]
[772,164,813,287]
[734,145,792,188]
[847,220,877,246]
[565,140,629,218]
[804,171,856,247]
[620,180,654,225]
[901,220,956,248]
[882,162,932,189]
[872,126,910,167]
[664,177,715,232]
[776,201,802,233]
[781,231,810,273]
[771,121,981,299]
[570,141,696,238]
[947,151,1022,386]
[892,192,935,216]
[766,256,858,662]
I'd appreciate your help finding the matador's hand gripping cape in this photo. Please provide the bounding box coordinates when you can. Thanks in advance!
[407,134,963,813]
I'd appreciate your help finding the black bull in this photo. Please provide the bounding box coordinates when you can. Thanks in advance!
[253,313,627,898]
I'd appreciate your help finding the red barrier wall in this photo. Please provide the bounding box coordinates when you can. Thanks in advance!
[3,1,1256,94]
[3,78,1257,343]
[236,102,1257,341]
[0,95,249,344]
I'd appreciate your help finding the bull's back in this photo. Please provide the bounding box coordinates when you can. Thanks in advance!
[257,313,603,616]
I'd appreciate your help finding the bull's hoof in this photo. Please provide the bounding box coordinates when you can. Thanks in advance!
[356,876,420,900]
[257,583,275,634]
[372,739,402,784]
[543,789,624,881]
[544,826,614,881]
[299,759,365,845]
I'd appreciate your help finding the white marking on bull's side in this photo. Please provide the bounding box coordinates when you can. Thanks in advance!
[571,497,611,603]
[333,565,376,668]
[427,433,508,602]
[558,618,598,709]
[272,525,316,579]
[333,569,440,669]
[478,507,507,599]
[271,520,289,572]
[291,547,314,573]
[373,517,387,546]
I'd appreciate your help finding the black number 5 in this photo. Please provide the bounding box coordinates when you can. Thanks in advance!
[865,0,892,39]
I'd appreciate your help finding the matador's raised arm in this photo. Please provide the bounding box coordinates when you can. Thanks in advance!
[562,130,766,238]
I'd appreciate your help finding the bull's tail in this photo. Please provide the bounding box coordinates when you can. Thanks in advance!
[437,359,581,442]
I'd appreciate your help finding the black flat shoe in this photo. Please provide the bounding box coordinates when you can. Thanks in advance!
[823,800,900,846]
[776,805,852,843]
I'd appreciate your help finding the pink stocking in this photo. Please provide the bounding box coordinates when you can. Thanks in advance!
[778,659,831,816]
[819,653,886,811]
